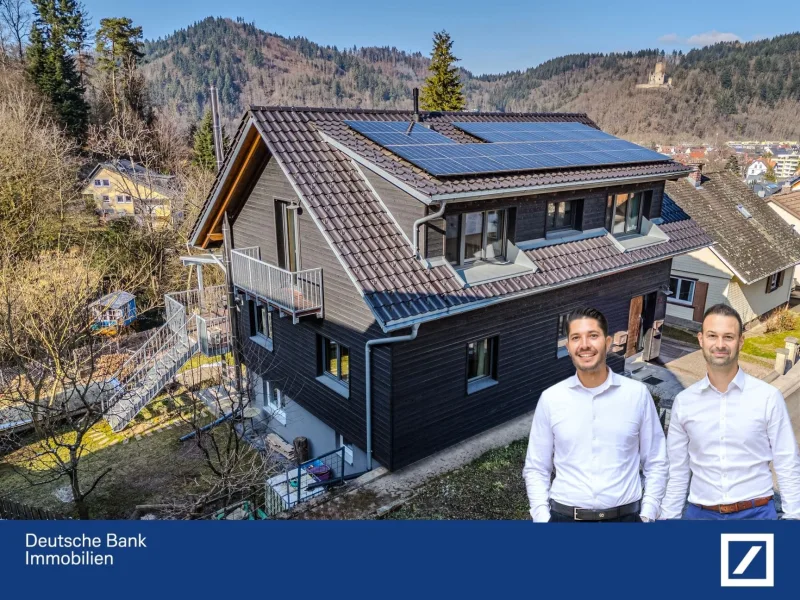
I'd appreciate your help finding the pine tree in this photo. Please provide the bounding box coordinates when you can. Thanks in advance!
[420,30,465,112]
[95,17,144,118]
[725,154,740,175]
[27,0,89,141]
[192,110,229,171]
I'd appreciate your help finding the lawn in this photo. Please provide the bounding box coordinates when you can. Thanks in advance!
[0,395,217,519]
[387,439,530,520]
[742,328,800,359]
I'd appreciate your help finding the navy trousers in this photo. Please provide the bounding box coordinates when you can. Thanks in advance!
[684,500,778,520]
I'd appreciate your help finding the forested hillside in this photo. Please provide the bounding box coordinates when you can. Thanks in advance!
[142,17,800,142]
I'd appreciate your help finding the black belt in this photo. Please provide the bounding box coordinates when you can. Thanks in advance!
[550,499,641,521]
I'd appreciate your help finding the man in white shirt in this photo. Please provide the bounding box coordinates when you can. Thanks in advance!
[523,307,668,522]
[661,304,800,520]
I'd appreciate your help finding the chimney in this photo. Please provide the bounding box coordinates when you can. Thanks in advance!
[688,162,704,188]
[210,85,225,172]
[412,88,420,122]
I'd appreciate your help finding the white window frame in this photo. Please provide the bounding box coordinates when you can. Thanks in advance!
[102,179,110,186]
[668,276,696,305]
[445,209,508,267]
[337,433,354,465]
[262,379,286,425]
[606,192,645,236]
[94,179,102,187]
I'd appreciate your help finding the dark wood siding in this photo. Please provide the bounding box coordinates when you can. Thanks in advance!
[390,259,672,470]
[232,157,393,467]
[435,181,667,247]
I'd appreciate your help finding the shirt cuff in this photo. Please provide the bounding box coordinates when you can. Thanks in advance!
[530,506,551,523]
[640,500,658,522]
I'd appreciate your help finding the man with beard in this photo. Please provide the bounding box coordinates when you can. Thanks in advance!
[522,307,668,522]
[661,304,800,520]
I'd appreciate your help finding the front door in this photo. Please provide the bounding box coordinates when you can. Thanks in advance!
[626,295,644,358]
[275,200,299,272]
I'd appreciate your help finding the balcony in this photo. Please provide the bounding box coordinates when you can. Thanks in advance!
[231,248,323,323]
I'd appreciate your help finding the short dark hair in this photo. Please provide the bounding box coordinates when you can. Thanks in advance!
[566,307,609,337]
[701,303,743,335]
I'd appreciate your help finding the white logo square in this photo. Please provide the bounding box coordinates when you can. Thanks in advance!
[720,533,774,587]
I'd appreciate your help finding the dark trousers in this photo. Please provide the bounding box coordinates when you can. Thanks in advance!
[549,511,641,523]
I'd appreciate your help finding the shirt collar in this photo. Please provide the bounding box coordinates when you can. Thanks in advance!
[698,367,746,392]
[568,367,619,394]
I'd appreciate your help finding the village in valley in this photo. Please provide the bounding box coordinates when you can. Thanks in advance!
[2,3,800,521]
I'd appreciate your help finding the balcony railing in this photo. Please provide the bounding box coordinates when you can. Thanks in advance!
[231,248,323,323]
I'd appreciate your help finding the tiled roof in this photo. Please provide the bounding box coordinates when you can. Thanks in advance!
[193,107,711,331]
[665,171,800,283]
[770,189,800,220]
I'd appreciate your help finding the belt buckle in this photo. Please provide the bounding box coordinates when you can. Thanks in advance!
[573,507,582,521]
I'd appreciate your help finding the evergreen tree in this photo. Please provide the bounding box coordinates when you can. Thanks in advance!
[420,30,465,112]
[95,17,144,118]
[725,154,740,175]
[192,109,229,171]
[26,0,89,141]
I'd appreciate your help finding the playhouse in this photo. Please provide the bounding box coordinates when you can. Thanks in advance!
[89,291,137,335]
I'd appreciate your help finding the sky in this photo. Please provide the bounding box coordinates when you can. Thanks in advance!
[79,0,800,75]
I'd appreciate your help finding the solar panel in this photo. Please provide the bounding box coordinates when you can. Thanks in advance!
[343,120,670,177]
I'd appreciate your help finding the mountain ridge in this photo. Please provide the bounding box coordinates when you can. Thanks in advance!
[141,17,800,143]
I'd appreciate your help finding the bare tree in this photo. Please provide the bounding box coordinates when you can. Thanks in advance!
[0,0,30,62]
[0,251,127,519]
[154,339,302,520]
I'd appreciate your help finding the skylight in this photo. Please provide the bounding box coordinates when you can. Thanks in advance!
[736,204,752,219]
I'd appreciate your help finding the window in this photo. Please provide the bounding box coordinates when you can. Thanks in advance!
[546,200,578,231]
[102,195,110,203]
[93,179,102,186]
[318,336,349,396]
[445,209,507,266]
[766,271,785,293]
[466,336,499,394]
[102,179,110,186]
[247,300,273,349]
[606,192,645,235]
[337,433,354,465]
[668,276,696,305]
[116,195,132,204]
[262,378,286,425]
[556,313,570,358]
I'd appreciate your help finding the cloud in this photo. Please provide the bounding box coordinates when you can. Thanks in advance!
[685,30,741,45]
[658,30,742,47]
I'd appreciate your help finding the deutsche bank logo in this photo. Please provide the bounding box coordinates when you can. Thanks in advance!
[720,534,774,587]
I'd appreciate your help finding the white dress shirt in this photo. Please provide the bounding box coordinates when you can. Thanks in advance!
[661,368,800,519]
[522,368,668,522]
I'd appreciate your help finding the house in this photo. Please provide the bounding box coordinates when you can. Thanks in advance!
[745,158,770,180]
[188,106,711,472]
[82,160,175,224]
[782,175,800,193]
[767,148,800,180]
[766,189,800,287]
[663,169,800,330]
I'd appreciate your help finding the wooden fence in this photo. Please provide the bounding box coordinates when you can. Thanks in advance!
[0,497,69,520]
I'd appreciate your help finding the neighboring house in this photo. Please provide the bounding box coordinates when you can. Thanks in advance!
[766,190,800,287]
[782,175,800,193]
[663,169,800,330]
[83,160,175,223]
[189,106,711,472]
[746,159,769,179]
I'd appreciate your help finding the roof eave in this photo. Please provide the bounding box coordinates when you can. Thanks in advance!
[380,237,712,332]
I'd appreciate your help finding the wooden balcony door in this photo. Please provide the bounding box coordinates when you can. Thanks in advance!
[275,200,299,272]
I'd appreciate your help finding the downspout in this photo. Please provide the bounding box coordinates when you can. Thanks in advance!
[365,323,420,470]
[412,201,446,260]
